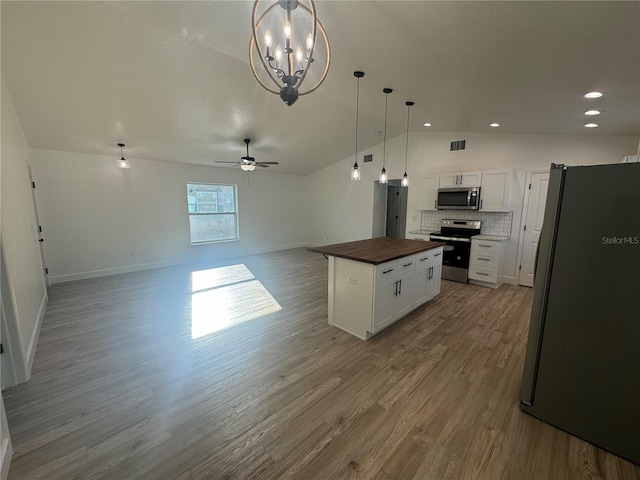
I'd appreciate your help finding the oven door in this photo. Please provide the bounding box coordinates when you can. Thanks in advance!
[430,235,472,282]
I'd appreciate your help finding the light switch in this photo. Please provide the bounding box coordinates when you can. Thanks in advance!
[347,276,358,285]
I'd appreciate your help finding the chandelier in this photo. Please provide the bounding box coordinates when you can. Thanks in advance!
[249,0,331,106]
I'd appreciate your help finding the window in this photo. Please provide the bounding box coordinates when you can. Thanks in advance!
[186,183,238,244]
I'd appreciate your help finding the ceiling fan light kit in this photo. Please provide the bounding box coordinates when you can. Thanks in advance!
[215,138,279,171]
[250,0,331,106]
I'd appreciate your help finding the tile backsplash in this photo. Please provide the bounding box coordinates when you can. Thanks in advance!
[421,210,513,237]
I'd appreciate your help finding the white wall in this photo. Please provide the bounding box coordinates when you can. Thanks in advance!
[29,149,310,283]
[0,78,48,372]
[307,130,639,284]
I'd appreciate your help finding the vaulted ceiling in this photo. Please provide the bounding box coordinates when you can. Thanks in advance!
[2,1,639,175]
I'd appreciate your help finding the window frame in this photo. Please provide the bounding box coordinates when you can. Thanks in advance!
[186,182,239,245]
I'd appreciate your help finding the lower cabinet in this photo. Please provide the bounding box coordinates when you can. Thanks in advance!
[413,247,443,308]
[468,239,504,288]
[329,247,443,340]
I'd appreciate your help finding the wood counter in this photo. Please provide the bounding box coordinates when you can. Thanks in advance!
[307,237,445,264]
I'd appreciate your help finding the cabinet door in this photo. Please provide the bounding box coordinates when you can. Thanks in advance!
[459,170,482,187]
[416,175,439,210]
[412,267,429,307]
[396,272,414,318]
[373,277,400,332]
[480,169,511,211]
[439,172,459,188]
[426,263,442,299]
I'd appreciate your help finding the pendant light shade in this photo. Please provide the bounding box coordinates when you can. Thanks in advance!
[351,71,364,181]
[117,143,130,169]
[379,87,392,184]
[401,101,414,187]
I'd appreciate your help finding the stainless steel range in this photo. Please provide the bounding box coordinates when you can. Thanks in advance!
[430,219,482,283]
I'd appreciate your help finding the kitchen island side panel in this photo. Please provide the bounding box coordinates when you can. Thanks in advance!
[331,257,375,340]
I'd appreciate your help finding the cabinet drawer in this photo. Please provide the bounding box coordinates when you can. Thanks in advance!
[375,259,398,283]
[470,251,498,268]
[398,254,416,274]
[415,251,432,271]
[468,265,498,283]
[471,240,500,253]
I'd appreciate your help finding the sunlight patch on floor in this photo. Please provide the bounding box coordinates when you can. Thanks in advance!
[190,265,281,339]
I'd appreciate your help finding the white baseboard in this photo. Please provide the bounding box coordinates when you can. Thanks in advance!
[48,243,311,284]
[26,291,47,373]
[502,275,517,285]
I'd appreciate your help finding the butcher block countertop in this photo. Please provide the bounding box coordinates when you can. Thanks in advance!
[308,237,445,265]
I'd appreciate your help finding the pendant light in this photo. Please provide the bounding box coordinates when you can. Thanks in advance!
[117,143,130,169]
[401,101,414,187]
[351,71,364,181]
[249,0,331,106]
[379,88,393,184]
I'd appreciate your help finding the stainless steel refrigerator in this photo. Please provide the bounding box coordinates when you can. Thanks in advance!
[520,162,640,465]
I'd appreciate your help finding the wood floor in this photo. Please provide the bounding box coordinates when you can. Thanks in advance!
[4,248,639,480]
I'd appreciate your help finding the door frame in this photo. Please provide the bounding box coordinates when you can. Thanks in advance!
[516,169,549,286]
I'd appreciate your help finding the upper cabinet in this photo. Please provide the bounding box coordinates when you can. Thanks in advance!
[413,168,515,212]
[439,170,482,188]
[415,174,440,211]
[480,169,512,212]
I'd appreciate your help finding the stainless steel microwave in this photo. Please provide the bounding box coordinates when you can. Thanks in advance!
[436,187,481,210]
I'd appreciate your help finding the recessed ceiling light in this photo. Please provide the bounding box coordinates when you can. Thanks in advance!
[584,123,599,128]
[490,123,500,128]
[584,110,601,116]
[423,123,432,127]
[584,91,604,99]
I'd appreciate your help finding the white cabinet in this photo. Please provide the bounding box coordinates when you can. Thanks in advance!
[412,247,443,308]
[468,238,504,288]
[480,168,512,212]
[439,170,482,188]
[329,248,443,340]
[415,174,439,210]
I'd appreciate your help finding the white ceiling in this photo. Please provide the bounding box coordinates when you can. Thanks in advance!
[2,1,639,175]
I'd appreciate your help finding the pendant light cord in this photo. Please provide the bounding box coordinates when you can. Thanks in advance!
[382,92,388,170]
[355,76,360,165]
[404,103,411,172]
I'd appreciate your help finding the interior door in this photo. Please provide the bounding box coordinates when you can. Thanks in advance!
[517,170,550,287]
[385,185,408,238]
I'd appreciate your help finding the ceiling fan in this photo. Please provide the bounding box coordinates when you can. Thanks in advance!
[215,138,279,171]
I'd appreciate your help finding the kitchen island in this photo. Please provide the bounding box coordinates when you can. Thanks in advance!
[308,237,444,340]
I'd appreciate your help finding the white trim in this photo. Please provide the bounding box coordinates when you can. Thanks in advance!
[502,274,517,285]
[515,169,549,287]
[48,243,310,284]
[26,291,47,372]
[0,396,13,480]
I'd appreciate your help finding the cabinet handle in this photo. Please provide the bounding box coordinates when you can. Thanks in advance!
[456,174,460,185]
[383,268,394,274]
[478,257,491,261]
[398,279,402,295]
[476,272,489,276]
[480,199,483,210]
[403,262,413,267]
[434,252,441,257]
[478,244,492,248]
[419,257,428,262]
[394,280,398,296]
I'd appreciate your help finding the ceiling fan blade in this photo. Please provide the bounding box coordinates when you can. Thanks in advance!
[215,161,241,164]
[255,164,270,168]
[256,162,279,165]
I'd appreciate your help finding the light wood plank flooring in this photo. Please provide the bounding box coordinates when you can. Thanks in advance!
[4,248,639,479]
